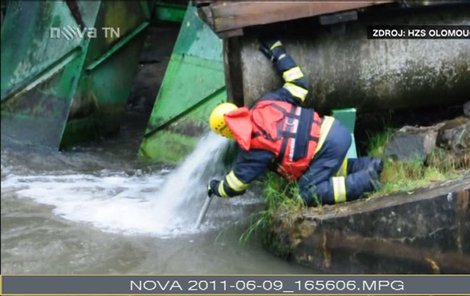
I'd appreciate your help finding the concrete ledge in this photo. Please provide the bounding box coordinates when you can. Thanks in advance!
[268,175,470,273]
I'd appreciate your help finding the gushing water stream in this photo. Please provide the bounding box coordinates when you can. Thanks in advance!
[2,134,232,237]
[1,130,310,274]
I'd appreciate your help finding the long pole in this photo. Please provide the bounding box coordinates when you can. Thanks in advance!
[195,194,213,228]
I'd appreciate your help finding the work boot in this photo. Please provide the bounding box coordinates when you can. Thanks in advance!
[369,158,384,175]
[368,166,382,191]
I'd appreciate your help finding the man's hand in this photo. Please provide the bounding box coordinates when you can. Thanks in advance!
[259,37,286,62]
[207,179,221,197]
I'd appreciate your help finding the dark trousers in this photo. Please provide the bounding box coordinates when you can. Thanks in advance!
[298,119,374,206]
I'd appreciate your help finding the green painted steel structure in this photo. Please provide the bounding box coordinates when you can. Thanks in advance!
[154,1,186,23]
[139,4,226,163]
[1,1,357,165]
[1,0,152,148]
[332,108,357,159]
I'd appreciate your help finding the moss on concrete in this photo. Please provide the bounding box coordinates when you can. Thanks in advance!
[138,130,198,164]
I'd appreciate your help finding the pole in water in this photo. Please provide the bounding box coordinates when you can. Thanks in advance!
[196,195,213,228]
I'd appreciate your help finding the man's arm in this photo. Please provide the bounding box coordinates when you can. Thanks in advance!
[208,149,275,198]
[259,39,309,105]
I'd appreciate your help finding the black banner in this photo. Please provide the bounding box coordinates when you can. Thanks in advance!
[367,25,470,39]
[2,275,470,295]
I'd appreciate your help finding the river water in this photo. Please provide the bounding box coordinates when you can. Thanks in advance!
[1,111,310,274]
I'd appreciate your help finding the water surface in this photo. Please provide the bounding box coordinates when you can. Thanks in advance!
[1,123,310,274]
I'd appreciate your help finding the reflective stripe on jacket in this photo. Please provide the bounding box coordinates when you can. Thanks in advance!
[225,99,321,180]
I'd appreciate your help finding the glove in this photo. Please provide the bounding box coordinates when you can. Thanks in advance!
[208,179,221,197]
[259,37,286,62]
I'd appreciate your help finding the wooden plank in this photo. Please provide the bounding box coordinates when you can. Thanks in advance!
[203,1,395,33]
[218,28,244,38]
[192,0,216,5]
[197,6,214,27]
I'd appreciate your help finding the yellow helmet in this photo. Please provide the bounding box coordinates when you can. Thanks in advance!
[209,102,238,139]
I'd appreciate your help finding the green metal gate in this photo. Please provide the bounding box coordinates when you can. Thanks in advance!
[1,0,152,148]
[138,4,226,163]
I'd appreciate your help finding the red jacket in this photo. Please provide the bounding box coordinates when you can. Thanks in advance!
[225,99,321,180]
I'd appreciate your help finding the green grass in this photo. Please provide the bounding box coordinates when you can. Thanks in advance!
[367,128,394,158]
[367,131,460,197]
[241,128,463,245]
[239,172,303,246]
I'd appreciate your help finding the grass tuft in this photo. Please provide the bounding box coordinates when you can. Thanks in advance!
[241,128,464,244]
[367,131,460,197]
[239,172,303,245]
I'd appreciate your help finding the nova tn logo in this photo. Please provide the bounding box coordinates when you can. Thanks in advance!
[49,26,120,40]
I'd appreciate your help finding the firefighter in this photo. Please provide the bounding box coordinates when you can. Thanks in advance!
[207,39,383,206]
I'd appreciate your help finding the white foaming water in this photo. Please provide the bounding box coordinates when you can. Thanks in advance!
[2,133,230,237]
